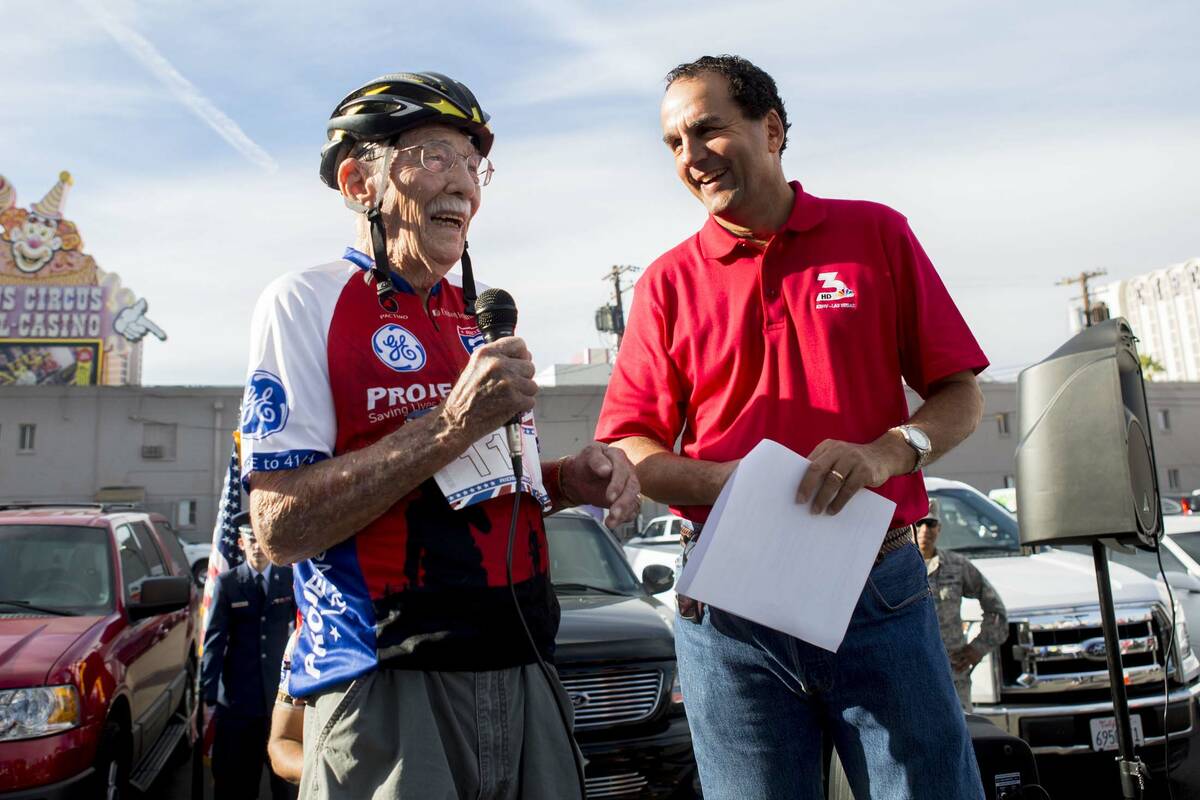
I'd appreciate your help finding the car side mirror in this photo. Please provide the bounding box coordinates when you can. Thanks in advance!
[642,564,674,594]
[128,575,192,620]
[1165,571,1200,595]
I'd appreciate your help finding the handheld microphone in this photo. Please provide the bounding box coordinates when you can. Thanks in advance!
[474,288,524,470]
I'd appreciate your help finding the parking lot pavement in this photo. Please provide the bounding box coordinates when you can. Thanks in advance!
[151,736,1198,799]
[150,748,274,800]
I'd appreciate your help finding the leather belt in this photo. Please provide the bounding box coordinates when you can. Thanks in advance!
[876,524,915,563]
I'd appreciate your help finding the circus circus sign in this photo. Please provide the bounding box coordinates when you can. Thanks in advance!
[0,171,165,386]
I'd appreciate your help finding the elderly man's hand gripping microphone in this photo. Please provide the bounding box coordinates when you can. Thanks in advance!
[473,288,525,471]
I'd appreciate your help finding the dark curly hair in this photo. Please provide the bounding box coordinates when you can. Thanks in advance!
[665,55,790,153]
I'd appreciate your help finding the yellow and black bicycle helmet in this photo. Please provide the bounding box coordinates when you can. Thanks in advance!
[319,71,493,190]
[319,71,492,311]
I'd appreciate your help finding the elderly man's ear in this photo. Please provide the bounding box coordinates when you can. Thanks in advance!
[337,157,377,208]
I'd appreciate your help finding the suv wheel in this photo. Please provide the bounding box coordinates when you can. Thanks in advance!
[93,720,131,800]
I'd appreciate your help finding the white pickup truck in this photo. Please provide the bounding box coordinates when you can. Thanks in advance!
[623,478,1200,765]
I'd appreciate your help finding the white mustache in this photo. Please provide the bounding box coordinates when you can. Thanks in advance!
[427,198,472,219]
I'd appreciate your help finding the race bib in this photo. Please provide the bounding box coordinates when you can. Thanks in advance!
[435,412,550,511]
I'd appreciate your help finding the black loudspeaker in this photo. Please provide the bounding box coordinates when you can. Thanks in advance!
[1016,318,1161,548]
[965,715,1041,800]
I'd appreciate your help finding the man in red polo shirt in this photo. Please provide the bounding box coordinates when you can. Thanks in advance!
[596,55,988,799]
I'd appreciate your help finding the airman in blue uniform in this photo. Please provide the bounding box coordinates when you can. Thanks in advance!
[202,510,296,799]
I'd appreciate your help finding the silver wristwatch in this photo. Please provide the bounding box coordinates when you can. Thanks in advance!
[892,425,932,474]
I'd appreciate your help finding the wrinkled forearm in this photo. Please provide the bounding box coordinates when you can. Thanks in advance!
[609,436,733,507]
[250,407,474,564]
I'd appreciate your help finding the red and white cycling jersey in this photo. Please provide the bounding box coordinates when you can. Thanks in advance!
[241,248,557,695]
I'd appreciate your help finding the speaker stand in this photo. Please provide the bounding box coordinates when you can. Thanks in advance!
[1093,541,1149,799]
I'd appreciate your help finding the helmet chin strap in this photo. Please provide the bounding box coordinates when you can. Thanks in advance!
[460,241,478,317]
[366,205,394,300]
[346,144,395,301]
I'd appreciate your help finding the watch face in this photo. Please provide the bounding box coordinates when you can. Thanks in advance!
[907,426,931,450]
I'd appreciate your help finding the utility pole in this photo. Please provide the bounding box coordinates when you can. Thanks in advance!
[1057,269,1107,327]
[600,265,639,349]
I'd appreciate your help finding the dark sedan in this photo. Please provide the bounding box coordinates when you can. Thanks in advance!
[546,510,697,799]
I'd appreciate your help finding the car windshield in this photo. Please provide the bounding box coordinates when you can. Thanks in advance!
[1171,532,1200,564]
[0,525,115,614]
[928,488,1022,556]
[546,514,642,596]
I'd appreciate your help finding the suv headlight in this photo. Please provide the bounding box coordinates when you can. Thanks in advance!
[670,669,684,709]
[1172,600,1192,661]
[0,686,80,742]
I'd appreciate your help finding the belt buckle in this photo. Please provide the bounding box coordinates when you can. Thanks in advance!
[677,520,704,623]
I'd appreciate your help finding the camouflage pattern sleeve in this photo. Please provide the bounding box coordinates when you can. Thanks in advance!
[962,559,1008,651]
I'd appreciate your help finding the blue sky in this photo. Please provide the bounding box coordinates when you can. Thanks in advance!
[3,0,1197,384]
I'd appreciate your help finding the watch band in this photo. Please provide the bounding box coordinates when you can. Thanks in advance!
[893,425,932,474]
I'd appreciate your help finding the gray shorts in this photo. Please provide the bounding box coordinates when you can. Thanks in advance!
[299,665,583,800]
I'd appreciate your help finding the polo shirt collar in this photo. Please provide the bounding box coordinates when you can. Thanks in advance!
[342,246,442,296]
[696,181,827,260]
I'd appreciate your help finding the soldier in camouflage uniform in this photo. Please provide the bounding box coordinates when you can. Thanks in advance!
[916,500,1007,712]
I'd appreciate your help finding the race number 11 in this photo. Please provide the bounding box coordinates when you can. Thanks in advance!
[456,432,510,477]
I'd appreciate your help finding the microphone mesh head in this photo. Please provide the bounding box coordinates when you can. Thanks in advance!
[475,288,518,339]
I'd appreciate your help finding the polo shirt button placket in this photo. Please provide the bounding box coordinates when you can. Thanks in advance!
[761,248,785,325]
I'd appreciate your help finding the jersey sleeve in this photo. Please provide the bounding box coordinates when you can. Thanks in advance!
[885,216,990,398]
[595,270,688,448]
[240,266,346,484]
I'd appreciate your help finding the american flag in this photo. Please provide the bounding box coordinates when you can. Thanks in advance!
[198,435,246,653]
[196,434,244,755]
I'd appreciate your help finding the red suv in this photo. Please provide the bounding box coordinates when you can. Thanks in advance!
[0,505,197,799]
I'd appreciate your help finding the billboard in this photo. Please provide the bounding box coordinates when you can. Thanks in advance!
[0,340,102,386]
[0,172,164,385]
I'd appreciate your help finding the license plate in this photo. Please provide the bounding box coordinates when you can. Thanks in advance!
[1089,715,1145,752]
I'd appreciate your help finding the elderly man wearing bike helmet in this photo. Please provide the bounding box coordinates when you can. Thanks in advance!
[240,71,640,800]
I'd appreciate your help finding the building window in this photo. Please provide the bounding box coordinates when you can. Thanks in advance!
[1167,469,1181,490]
[176,499,198,528]
[141,422,177,460]
[1157,409,1171,432]
[996,412,1012,438]
[17,424,35,453]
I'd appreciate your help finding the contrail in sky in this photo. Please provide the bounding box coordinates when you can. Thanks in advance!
[81,1,278,172]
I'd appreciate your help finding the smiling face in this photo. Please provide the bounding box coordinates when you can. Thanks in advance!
[11,214,62,273]
[387,125,481,274]
[340,123,483,288]
[660,72,786,230]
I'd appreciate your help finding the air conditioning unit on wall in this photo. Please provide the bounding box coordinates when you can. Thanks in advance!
[141,445,164,459]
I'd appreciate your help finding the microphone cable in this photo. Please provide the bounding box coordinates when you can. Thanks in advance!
[504,452,587,799]
[1154,539,1177,800]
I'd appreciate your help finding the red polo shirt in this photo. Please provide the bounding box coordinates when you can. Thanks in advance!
[595,183,988,528]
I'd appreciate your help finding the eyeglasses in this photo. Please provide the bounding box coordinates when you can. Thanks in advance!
[394,140,494,186]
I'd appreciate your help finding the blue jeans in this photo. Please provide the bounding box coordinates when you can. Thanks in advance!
[675,543,983,800]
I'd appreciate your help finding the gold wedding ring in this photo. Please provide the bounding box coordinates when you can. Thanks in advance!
[829,469,846,483]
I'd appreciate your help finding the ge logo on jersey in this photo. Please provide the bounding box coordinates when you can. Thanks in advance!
[241,370,289,440]
[371,324,427,372]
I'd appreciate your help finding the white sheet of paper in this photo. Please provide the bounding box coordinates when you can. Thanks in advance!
[675,438,897,652]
